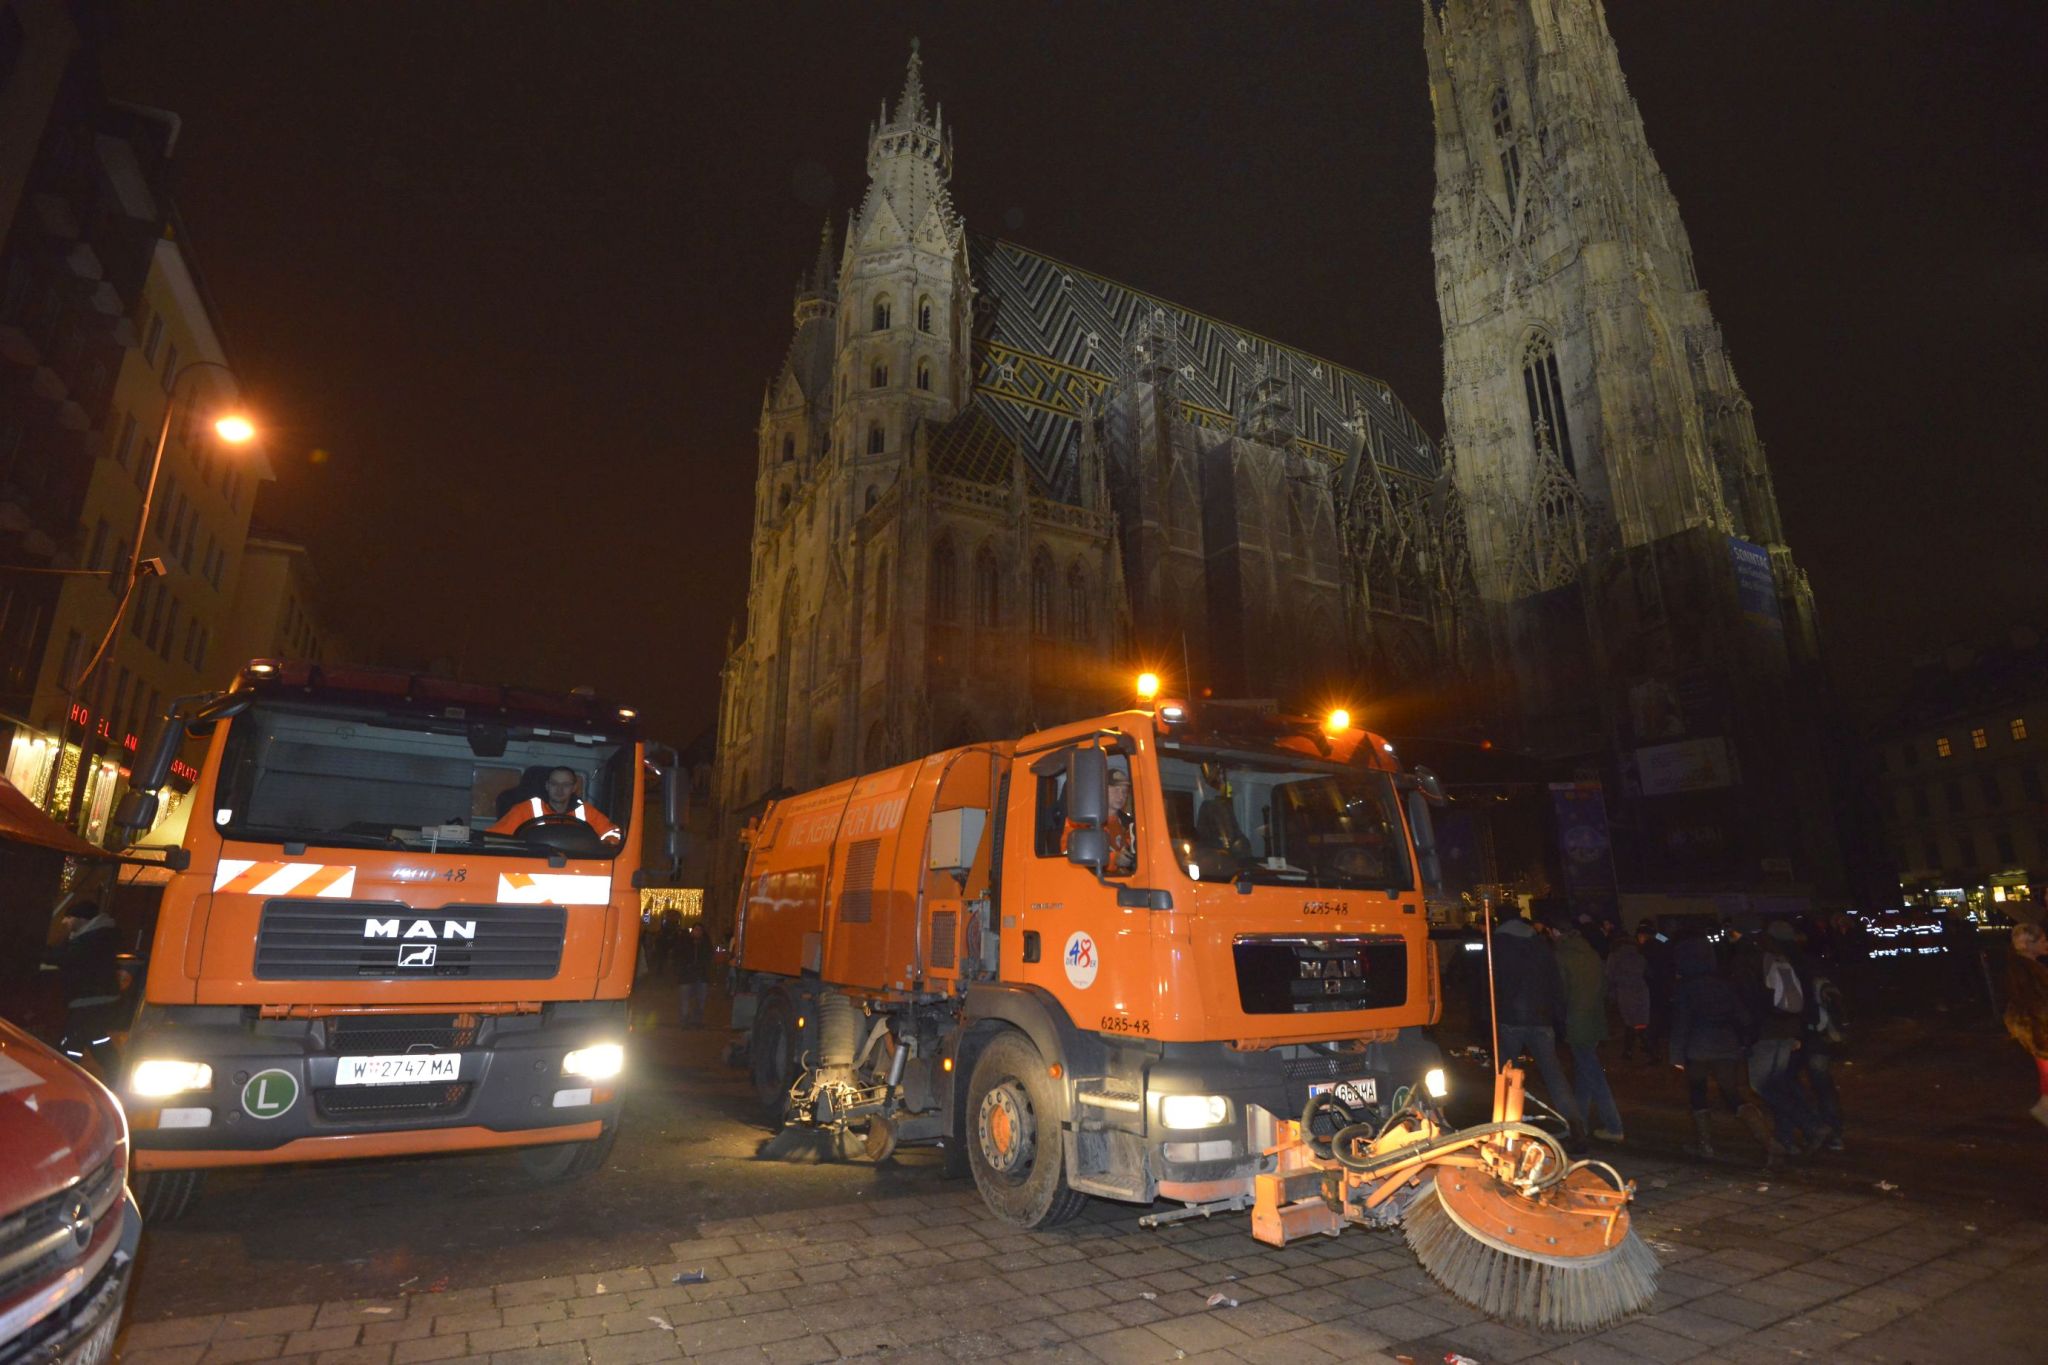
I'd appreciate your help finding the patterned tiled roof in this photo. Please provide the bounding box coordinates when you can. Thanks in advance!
[966,236,1442,497]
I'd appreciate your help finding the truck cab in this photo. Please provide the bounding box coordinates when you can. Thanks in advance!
[114,662,677,1218]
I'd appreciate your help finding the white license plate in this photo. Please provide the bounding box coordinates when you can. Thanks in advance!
[1310,1079,1378,1108]
[335,1054,461,1086]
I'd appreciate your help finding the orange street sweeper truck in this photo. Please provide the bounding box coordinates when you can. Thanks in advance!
[731,692,1656,1331]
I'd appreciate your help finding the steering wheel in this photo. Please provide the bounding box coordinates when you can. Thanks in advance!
[512,814,609,858]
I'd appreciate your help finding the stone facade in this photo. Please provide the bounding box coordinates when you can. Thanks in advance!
[1425,0,1840,892]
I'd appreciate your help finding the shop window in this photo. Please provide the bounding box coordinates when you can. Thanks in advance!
[1971,727,1988,750]
[1935,737,1952,758]
[2013,718,2029,741]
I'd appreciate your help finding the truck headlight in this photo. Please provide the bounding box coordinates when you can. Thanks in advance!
[1160,1094,1228,1130]
[562,1043,625,1081]
[1424,1066,1449,1100]
[131,1060,213,1097]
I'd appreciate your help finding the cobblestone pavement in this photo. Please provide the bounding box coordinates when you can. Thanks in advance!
[114,1150,2046,1365]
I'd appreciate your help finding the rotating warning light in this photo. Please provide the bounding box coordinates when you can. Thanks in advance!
[1325,708,1352,734]
[1135,672,1161,702]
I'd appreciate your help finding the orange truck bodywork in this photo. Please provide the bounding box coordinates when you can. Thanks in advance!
[733,702,1447,1217]
[121,662,650,1177]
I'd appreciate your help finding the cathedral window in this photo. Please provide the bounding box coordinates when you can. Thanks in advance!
[974,547,1001,629]
[931,541,958,623]
[874,552,890,630]
[918,297,933,332]
[916,363,931,391]
[1030,549,1055,637]
[865,484,878,511]
[1491,87,1521,205]
[872,361,889,388]
[1520,333,1576,475]
[781,434,795,463]
[868,424,885,455]
[1065,564,1091,642]
[873,296,892,330]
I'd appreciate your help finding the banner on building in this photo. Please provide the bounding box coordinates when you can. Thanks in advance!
[1728,537,1782,631]
[1549,781,1617,911]
[1636,736,1736,797]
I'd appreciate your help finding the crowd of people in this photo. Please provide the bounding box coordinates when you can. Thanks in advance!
[638,911,712,1027]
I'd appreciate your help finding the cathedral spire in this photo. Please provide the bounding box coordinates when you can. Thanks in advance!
[807,217,836,294]
[892,38,927,126]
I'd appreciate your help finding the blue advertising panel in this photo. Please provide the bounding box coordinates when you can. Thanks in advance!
[1728,537,1782,630]
[1549,781,1617,914]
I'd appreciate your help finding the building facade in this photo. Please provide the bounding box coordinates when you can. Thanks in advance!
[220,533,342,671]
[1424,0,1841,897]
[1869,626,2046,919]
[712,46,1467,902]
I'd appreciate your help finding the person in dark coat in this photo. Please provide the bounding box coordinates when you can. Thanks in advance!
[1491,913,1588,1138]
[1668,934,1780,1164]
[42,898,122,1064]
[1558,923,1623,1141]
[1742,922,1829,1154]
[1606,933,1651,1059]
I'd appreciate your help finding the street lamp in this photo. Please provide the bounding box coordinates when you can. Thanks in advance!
[61,359,256,827]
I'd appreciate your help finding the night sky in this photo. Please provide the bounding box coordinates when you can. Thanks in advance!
[100,2,2046,747]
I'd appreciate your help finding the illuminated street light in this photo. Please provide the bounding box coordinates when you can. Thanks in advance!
[1135,672,1160,702]
[213,413,256,443]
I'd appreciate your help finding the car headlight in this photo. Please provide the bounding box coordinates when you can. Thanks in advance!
[561,1043,625,1081]
[1423,1066,1449,1100]
[131,1060,213,1098]
[1160,1094,1228,1130]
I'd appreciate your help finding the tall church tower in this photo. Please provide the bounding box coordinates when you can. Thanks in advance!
[1424,0,1840,894]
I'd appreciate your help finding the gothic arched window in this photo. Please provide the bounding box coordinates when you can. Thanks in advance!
[1520,333,1576,475]
[873,296,892,331]
[1029,548,1055,637]
[873,551,890,631]
[864,484,878,512]
[781,434,795,463]
[917,297,933,332]
[871,361,889,388]
[868,423,885,455]
[1491,87,1521,206]
[916,362,931,391]
[777,485,791,514]
[974,547,1001,629]
[1066,564,1091,642]
[931,540,958,623]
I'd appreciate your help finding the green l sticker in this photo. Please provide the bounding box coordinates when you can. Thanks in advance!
[241,1068,298,1120]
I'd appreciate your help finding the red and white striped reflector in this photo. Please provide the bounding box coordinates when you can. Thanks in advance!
[212,860,358,898]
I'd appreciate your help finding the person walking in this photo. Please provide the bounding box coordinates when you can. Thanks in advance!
[1668,933,1782,1164]
[1606,932,1651,1060]
[2001,922,2048,1129]
[1491,912,1589,1142]
[1741,922,1830,1155]
[674,924,710,1027]
[1557,919,1624,1142]
[1786,922,1847,1152]
[1639,920,1676,1065]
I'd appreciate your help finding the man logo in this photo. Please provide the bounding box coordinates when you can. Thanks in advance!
[397,943,438,968]
[363,919,477,940]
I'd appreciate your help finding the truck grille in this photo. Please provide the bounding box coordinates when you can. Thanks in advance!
[254,900,568,980]
[315,1081,474,1121]
[325,1014,479,1055]
[1233,935,1408,1014]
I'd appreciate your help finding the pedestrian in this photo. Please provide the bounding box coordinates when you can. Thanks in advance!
[1638,920,1676,1065]
[1667,933,1779,1164]
[2000,922,2048,1129]
[1789,925,1847,1152]
[1490,911,1589,1142]
[41,897,122,1069]
[675,923,710,1027]
[1742,921,1830,1155]
[1557,919,1624,1142]
[1606,931,1651,1059]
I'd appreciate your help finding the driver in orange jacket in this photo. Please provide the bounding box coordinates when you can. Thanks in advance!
[489,766,620,843]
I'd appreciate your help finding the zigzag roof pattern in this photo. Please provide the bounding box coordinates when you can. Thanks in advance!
[965,235,1442,498]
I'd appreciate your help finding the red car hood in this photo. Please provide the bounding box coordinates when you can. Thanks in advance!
[0,1019,126,1213]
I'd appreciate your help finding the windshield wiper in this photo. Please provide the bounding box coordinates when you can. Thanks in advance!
[225,823,404,851]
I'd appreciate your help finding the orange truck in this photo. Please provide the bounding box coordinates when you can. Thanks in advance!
[732,692,1657,1332]
[106,661,683,1220]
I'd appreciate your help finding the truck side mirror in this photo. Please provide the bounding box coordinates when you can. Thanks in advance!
[1065,748,1108,827]
[1067,826,1109,871]
[1407,790,1444,895]
[1399,765,1446,805]
[110,789,159,842]
[127,716,187,796]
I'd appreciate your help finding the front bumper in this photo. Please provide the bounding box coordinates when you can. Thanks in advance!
[124,1001,626,1166]
[0,1189,139,1365]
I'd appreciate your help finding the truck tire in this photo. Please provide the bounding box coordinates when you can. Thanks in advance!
[751,996,795,1118]
[135,1169,204,1223]
[519,1120,619,1182]
[965,1032,1087,1228]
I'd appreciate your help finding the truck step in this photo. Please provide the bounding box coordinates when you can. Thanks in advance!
[1074,1082,1142,1114]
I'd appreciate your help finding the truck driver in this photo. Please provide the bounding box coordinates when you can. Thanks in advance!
[489,766,621,844]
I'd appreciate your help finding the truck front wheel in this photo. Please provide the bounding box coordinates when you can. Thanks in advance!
[751,996,795,1118]
[518,1119,619,1182]
[134,1169,204,1223]
[965,1032,1086,1228]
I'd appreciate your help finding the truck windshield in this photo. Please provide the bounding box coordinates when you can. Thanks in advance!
[211,701,633,858]
[1157,746,1412,892]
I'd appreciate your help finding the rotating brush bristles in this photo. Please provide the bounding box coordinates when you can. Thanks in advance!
[1403,1184,1659,1333]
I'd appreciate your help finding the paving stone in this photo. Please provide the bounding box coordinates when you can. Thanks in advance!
[761,1337,838,1365]
[1586,1319,1703,1363]
[123,1348,210,1365]
[123,1317,226,1352]
[218,1308,321,1340]
[499,1302,568,1327]
[584,1329,680,1365]
[1146,1311,1252,1355]
[312,1304,408,1330]
[282,1327,363,1355]
[308,1347,392,1365]
[390,1338,469,1365]
[535,1317,612,1346]
[358,1319,434,1346]
[467,1325,543,1353]
[487,1346,590,1365]
[495,1279,579,1309]
[201,1335,289,1364]
[1073,1325,1182,1364]
[429,1310,503,1336]
[1685,1288,1794,1330]
[574,1268,654,1297]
